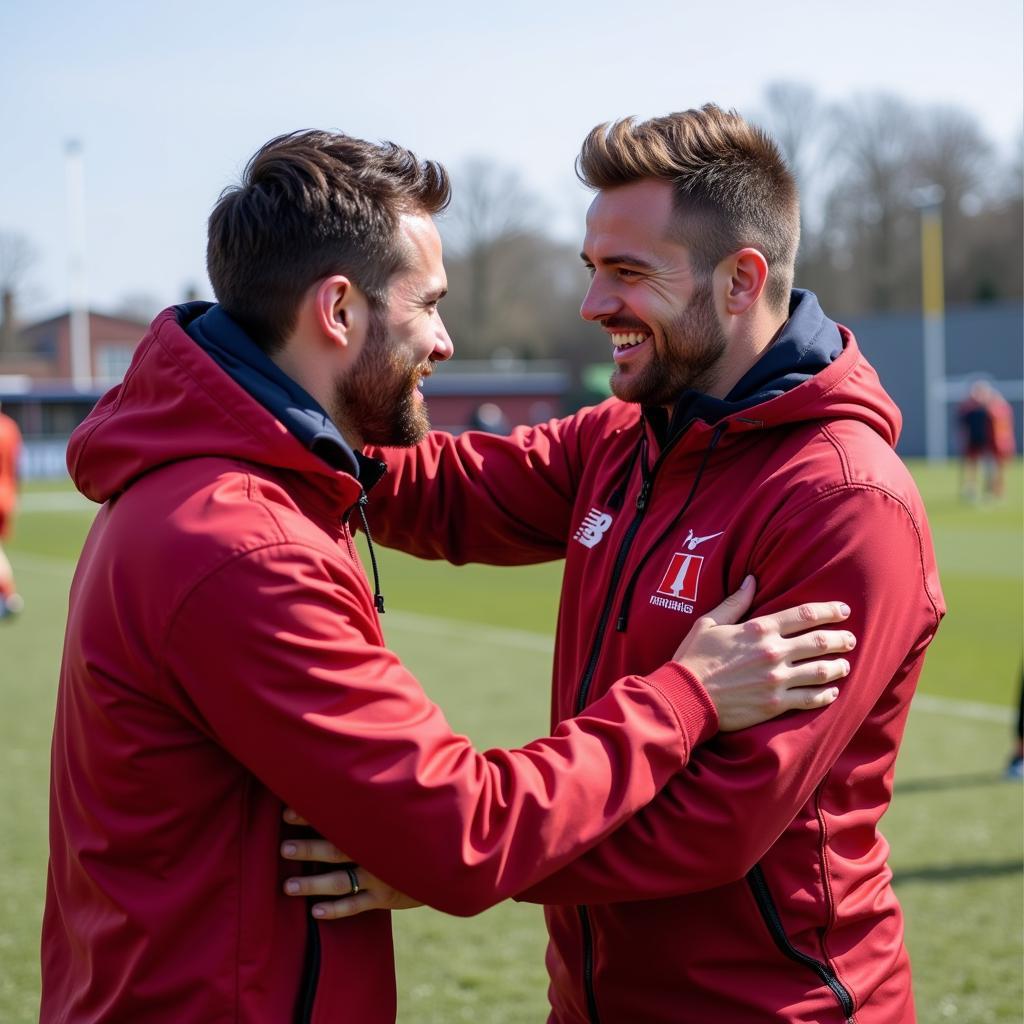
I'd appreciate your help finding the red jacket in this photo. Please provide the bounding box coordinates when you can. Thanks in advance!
[368,316,944,1022]
[42,307,721,1023]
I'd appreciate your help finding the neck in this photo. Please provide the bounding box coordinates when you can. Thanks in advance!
[707,309,789,399]
[270,342,364,450]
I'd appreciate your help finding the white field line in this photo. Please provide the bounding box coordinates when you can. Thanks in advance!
[18,492,97,513]
[7,554,1016,725]
[384,609,555,654]
[389,617,1012,723]
[9,551,77,575]
[910,693,1013,724]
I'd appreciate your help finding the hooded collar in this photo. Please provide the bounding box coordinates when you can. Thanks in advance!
[183,302,363,478]
[649,289,844,442]
[67,306,372,509]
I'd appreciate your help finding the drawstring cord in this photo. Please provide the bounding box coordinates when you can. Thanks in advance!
[356,494,386,614]
[607,427,646,511]
[615,422,727,632]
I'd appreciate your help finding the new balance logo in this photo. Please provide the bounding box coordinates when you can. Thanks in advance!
[574,508,613,549]
[683,528,724,551]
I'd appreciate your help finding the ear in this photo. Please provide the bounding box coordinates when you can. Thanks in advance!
[720,248,769,316]
[312,275,363,351]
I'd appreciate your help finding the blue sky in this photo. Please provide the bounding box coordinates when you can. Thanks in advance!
[2,0,1021,320]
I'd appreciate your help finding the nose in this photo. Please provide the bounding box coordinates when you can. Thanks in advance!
[432,318,454,362]
[580,276,619,323]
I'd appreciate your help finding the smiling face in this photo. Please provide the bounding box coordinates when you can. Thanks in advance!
[332,212,453,446]
[580,178,729,407]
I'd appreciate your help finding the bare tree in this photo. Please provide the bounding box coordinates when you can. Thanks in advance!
[113,292,163,322]
[0,231,38,354]
[755,81,830,279]
[823,94,921,311]
[441,160,544,348]
[0,231,37,293]
[758,81,822,188]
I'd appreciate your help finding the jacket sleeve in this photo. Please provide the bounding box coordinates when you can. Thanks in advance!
[364,412,595,565]
[516,484,944,904]
[160,539,718,917]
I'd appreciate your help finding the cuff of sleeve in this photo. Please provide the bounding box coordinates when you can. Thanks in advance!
[643,662,719,751]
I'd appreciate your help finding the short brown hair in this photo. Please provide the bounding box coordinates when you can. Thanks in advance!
[577,105,799,311]
[207,131,451,352]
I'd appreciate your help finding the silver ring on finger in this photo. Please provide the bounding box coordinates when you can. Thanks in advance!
[344,864,360,897]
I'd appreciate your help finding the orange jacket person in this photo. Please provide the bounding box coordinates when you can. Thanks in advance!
[0,403,22,616]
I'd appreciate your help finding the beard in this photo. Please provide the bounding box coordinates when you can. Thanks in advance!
[332,308,432,448]
[610,284,728,407]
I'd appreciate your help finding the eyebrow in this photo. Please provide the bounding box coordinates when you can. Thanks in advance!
[579,252,657,271]
[422,285,448,303]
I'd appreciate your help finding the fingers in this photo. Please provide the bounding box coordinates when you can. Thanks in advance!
[762,601,851,637]
[782,629,857,664]
[282,807,309,826]
[779,657,852,688]
[284,868,359,899]
[700,575,756,627]
[309,892,381,920]
[281,839,348,863]
[780,684,842,713]
[283,866,384,920]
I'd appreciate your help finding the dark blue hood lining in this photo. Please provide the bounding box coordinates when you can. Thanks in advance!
[181,302,362,479]
[654,289,843,441]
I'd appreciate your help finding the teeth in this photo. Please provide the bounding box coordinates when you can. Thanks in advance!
[611,332,648,348]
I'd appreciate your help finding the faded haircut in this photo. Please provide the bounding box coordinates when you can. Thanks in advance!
[207,130,451,353]
[577,105,799,312]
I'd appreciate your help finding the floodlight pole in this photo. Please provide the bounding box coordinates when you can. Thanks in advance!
[914,185,946,461]
[66,139,92,391]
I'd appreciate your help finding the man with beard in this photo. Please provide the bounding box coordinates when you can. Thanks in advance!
[41,130,855,1024]
[287,107,944,1023]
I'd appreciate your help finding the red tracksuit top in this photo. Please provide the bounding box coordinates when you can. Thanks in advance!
[41,307,720,1023]
[367,322,945,1023]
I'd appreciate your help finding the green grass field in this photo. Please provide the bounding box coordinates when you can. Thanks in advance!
[1,462,1021,1022]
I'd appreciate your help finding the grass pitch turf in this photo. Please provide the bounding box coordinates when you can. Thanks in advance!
[1,461,1020,1022]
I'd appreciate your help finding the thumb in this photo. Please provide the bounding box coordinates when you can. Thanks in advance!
[701,575,756,626]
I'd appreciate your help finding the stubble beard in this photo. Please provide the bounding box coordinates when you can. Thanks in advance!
[332,308,432,448]
[610,285,728,407]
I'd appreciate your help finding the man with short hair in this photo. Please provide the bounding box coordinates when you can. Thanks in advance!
[41,129,851,1023]
[301,106,944,1023]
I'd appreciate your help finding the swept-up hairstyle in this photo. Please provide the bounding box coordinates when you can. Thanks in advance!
[207,130,451,352]
[577,105,799,311]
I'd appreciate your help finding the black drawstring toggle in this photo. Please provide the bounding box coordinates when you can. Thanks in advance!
[356,493,386,615]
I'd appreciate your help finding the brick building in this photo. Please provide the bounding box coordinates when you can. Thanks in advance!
[0,302,571,478]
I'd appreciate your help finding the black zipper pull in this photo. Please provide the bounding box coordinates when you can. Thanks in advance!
[635,478,651,511]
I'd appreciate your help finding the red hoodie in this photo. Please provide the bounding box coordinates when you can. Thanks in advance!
[367,309,944,1022]
[41,306,722,1023]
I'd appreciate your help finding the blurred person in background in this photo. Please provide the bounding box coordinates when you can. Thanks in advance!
[468,400,510,433]
[40,129,854,1024]
[292,105,945,1024]
[958,378,1016,500]
[1007,667,1023,780]
[0,400,23,618]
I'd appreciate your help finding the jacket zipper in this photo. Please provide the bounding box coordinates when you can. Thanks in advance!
[297,911,321,1023]
[746,864,856,1023]
[571,422,713,1022]
[573,466,652,714]
[573,419,705,710]
[571,454,653,1024]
